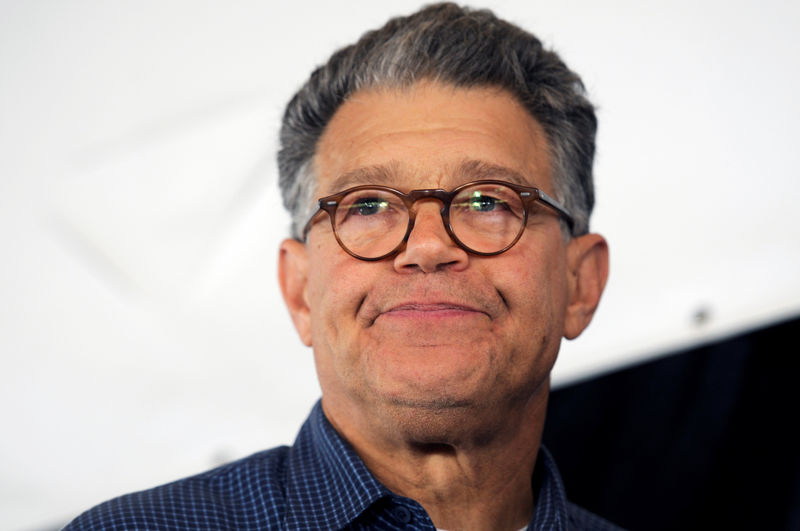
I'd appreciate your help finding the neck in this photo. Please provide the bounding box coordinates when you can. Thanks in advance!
[322,379,549,531]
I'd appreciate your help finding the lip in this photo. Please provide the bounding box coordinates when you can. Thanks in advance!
[357,283,503,327]
[379,301,489,320]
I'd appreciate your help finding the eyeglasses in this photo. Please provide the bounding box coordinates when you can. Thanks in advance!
[301,179,575,261]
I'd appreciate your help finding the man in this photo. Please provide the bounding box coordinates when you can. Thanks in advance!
[66,3,613,530]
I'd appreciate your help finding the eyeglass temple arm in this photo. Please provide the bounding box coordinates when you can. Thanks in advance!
[300,207,324,243]
[536,191,575,234]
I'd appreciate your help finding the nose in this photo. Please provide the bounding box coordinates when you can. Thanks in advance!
[393,200,469,273]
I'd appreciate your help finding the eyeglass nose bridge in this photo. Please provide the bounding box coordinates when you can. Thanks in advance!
[399,188,458,244]
[392,188,476,260]
[404,188,452,210]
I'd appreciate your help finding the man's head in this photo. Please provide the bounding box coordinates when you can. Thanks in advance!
[278,2,597,240]
[278,3,607,446]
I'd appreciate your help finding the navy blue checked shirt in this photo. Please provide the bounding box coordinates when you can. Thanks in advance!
[65,401,622,530]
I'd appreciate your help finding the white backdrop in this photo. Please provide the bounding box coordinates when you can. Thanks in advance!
[1,1,799,529]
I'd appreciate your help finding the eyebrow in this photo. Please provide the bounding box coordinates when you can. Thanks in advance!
[326,162,402,193]
[326,159,539,193]
[453,160,534,188]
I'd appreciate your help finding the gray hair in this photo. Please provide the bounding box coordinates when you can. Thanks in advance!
[278,2,597,239]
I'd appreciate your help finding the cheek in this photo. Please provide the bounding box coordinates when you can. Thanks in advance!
[497,245,569,337]
[306,248,371,347]
[502,260,568,386]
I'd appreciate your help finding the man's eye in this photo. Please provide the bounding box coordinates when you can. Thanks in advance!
[466,194,510,213]
[469,195,499,212]
[351,198,387,216]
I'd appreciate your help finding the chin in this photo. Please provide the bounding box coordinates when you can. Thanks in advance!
[374,373,483,410]
[369,388,504,443]
[383,398,505,447]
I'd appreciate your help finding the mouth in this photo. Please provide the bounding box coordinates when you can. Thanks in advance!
[376,302,490,323]
[357,281,504,327]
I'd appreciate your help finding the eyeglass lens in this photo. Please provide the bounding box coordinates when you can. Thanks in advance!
[333,183,526,258]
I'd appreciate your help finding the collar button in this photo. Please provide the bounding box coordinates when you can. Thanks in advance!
[392,505,413,524]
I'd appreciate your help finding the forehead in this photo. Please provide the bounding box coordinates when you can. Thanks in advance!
[312,81,553,195]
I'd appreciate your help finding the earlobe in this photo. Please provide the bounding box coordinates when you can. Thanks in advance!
[278,239,313,346]
[563,233,609,340]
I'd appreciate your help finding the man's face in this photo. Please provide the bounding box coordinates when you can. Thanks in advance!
[280,81,606,439]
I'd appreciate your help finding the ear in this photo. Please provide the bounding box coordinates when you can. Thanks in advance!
[563,233,609,340]
[278,238,312,346]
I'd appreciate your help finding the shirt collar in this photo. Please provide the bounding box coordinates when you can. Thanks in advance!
[529,445,570,530]
[283,401,390,529]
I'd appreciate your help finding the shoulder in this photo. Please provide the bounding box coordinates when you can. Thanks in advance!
[566,502,626,531]
[64,446,290,530]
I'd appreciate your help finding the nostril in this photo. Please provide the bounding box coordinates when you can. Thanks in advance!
[393,218,469,274]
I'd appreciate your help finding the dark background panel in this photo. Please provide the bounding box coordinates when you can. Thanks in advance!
[544,315,800,531]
